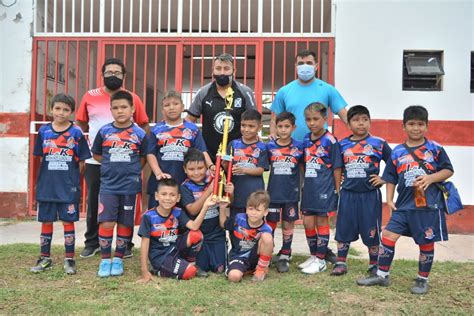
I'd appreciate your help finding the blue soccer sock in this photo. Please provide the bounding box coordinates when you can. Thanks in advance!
[280,228,294,256]
[418,243,434,279]
[368,245,379,267]
[114,226,132,259]
[305,228,318,256]
[337,242,351,263]
[315,225,330,260]
[63,222,75,259]
[98,226,114,259]
[377,236,396,277]
[40,223,53,258]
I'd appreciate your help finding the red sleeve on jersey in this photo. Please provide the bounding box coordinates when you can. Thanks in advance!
[132,93,149,124]
[76,93,89,122]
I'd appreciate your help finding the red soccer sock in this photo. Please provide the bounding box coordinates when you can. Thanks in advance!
[256,255,271,271]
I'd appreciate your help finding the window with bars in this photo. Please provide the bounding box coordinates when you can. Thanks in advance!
[402,51,444,91]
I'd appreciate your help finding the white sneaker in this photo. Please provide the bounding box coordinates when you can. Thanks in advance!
[301,258,327,274]
[298,256,317,269]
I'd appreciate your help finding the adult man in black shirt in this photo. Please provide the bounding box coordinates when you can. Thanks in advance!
[185,53,256,161]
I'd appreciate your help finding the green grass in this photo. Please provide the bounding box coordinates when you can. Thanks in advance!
[1,244,473,314]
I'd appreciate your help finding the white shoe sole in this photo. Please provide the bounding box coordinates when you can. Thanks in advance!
[298,258,315,270]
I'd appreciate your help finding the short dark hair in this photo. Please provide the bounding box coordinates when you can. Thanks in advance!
[246,190,270,209]
[295,49,316,62]
[156,178,179,192]
[102,58,126,75]
[304,102,327,118]
[183,148,205,167]
[214,53,234,66]
[111,90,133,107]
[50,93,75,112]
[162,90,183,103]
[403,105,429,124]
[241,109,262,122]
[276,112,296,125]
[348,105,371,122]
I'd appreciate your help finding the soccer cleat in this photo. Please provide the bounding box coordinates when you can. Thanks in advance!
[30,257,53,273]
[298,256,317,269]
[97,259,112,278]
[123,244,134,259]
[301,258,327,274]
[325,248,337,265]
[356,274,390,287]
[80,247,99,258]
[367,265,378,277]
[252,268,268,282]
[110,257,124,276]
[63,258,77,275]
[196,268,209,278]
[271,251,292,264]
[275,258,290,273]
[411,277,429,295]
[330,263,348,276]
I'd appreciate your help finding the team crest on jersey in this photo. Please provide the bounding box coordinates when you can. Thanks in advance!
[253,147,261,158]
[182,128,193,139]
[424,227,435,240]
[66,137,75,148]
[344,149,354,157]
[44,139,58,148]
[363,144,374,155]
[158,132,172,140]
[316,145,326,156]
[129,133,139,144]
[290,147,300,156]
[234,97,242,108]
[423,150,434,163]
[67,204,76,214]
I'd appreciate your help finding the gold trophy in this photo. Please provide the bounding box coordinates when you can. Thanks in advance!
[212,87,234,202]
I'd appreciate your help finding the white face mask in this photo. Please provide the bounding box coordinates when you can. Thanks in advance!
[297,64,316,82]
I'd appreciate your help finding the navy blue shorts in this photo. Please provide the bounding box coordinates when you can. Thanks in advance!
[196,239,227,273]
[226,245,259,274]
[37,202,79,222]
[301,209,331,217]
[335,189,382,247]
[385,208,448,245]
[230,207,246,218]
[267,202,299,222]
[98,193,138,227]
[151,231,194,279]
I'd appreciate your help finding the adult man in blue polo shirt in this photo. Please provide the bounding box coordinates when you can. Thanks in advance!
[270,50,348,141]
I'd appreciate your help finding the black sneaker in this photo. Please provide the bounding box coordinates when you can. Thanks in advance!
[196,268,209,278]
[275,258,290,273]
[330,263,348,276]
[357,274,390,287]
[271,251,292,264]
[367,265,378,277]
[30,257,53,273]
[325,248,337,265]
[80,247,99,258]
[411,277,429,295]
[63,258,77,275]
[123,245,133,259]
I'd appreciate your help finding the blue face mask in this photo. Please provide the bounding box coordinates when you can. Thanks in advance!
[297,64,315,82]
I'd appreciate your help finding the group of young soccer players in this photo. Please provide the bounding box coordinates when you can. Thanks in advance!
[32,89,454,295]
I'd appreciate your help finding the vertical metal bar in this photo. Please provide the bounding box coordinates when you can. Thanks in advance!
[111,0,115,32]
[86,40,91,90]
[29,39,39,216]
[283,40,287,85]
[198,0,202,33]
[243,44,247,85]
[258,0,263,34]
[328,39,335,84]
[271,40,275,100]
[113,43,116,56]
[45,0,49,33]
[54,40,59,94]
[164,45,169,92]
[270,0,273,33]
[72,0,75,33]
[310,0,313,33]
[123,44,127,89]
[290,0,293,34]
[33,0,37,34]
[153,45,158,121]
[148,0,152,33]
[294,40,298,78]
[247,0,250,33]
[300,0,304,33]
[139,0,143,33]
[130,0,134,33]
[65,40,69,93]
[331,1,335,33]
[237,0,241,33]
[143,44,147,107]
[120,0,124,33]
[175,43,183,93]
[280,0,283,34]
[75,40,80,102]
[81,0,85,33]
[53,0,57,33]
[320,0,324,33]
[228,0,231,33]
[133,44,137,92]
[255,41,263,111]
[167,0,171,33]
[189,45,194,103]
[233,44,237,78]
[208,0,212,33]
[218,0,221,33]
[158,0,162,34]
[90,0,94,32]
[189,0,193,34]
[99,0,105,33]
[177,0,183,34]
[200,44,204,87]
[43,40,49,119]
[63,0,66,33]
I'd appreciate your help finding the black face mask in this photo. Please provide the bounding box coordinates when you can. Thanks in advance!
[104,76,123,90]
[214,74,232,87]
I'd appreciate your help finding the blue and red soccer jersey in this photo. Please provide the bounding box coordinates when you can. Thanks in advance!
[382,139,453,210]
[180,177,225,242]
[224,213,273,260]
[339,135,392,192]
[147,121,207,193]
[34,123,91,203]
[228,139,269,209]
[267,139,304,203]
[138,207,190,269]
[91,122,148,195]
[301,130,343,212]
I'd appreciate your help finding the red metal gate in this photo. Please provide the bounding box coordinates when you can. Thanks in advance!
[28,37,334,216]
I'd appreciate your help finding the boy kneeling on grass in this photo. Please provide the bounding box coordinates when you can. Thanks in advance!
[138,178,216,281]
[220,190,274,282]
